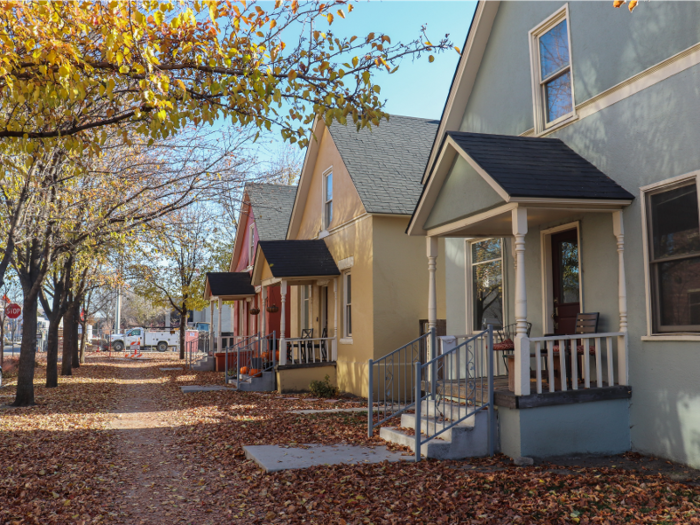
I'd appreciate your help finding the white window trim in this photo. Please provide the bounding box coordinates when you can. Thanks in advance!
[640,170,700,337]
[248,223,255,266]
[539,221,583,335]
[322,167,333,234]
[464,238,506,334]
[343,271,352,340]
[528,4,577,136]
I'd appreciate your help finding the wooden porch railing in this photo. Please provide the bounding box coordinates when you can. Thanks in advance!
[281,336,337,366]
[527,332,628,394]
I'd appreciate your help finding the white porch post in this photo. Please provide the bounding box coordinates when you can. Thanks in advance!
[333,277,338,361]
[613,211,629,385]
[217,297,222,354]
[261,286,267,336]
[512,208,530,396]
[279,280,287,365]
[427,236,438,361]
[230,301,235,338]
[209,300,214,354]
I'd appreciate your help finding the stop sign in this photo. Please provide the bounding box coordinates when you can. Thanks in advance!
[6,303,21,319]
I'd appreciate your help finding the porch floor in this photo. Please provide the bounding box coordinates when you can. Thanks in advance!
[425,376,631,409]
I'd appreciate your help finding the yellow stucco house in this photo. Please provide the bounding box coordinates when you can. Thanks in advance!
[252,115,446,396]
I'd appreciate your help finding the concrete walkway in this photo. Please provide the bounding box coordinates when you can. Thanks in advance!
[243,444,411,473]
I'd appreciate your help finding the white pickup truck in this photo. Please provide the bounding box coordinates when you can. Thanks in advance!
[111,327,179,353]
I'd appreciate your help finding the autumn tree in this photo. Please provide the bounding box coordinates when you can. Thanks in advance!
[129,205,218,359]
[0,0,450,149]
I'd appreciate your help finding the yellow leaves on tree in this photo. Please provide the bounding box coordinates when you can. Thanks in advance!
[613,0,639,12]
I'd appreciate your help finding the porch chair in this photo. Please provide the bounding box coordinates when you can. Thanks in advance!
[319,328,328,361]
[492,322,533,370]
[300,328,314,363]
[550,312,600,388]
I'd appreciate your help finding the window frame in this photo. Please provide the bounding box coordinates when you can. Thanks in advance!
[528,4,577,135]
[323,169,333,231]
[248,223,256,266]
[641,173,700,334]
[464,238,505,334]
[343,272,352,338]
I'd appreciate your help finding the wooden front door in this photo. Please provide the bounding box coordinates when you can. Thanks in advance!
[551,229,580,335]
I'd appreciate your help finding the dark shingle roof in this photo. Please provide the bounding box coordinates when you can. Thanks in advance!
[206,272,255,298]
[259,240,340,278]
[327,115,439,215]
[246,183,297,241]
[447,131,634,200]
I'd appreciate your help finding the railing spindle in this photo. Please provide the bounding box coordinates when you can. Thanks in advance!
[583,337,591,389]
[571,338,579,390]
[535,342,542,394]
[559,339,567,392]
[606,337,614,386]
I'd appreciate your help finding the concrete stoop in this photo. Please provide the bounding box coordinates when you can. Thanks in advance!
[380,402,494,460]
[191,356,215,372]
[232,370,275,392]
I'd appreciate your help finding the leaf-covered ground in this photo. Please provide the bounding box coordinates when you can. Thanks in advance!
[1,354,699,524]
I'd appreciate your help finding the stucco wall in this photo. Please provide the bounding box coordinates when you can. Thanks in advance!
[460,1,700,135]
[277,365,337,394]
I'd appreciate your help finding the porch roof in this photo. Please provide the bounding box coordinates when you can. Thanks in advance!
[204,272,255,300]
[252,240,340,284]
[408,131,634,237]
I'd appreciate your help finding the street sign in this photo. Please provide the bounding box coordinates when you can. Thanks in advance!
[6,303,21,319]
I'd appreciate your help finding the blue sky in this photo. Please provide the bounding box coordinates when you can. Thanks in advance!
[322,1,477,120]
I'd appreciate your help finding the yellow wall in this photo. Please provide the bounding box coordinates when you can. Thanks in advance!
[277,365,337,394]
[297,126,366,240]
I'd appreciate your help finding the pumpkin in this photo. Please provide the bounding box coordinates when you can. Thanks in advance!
[249,369,262,378]
[261,351,270,360]
[275,351,280,361]
[240,366,248,375]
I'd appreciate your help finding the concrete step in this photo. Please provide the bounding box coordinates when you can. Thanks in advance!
[379,409,495,459]
[400,413,474,442]
[420,399,477,422]
[191,356,215,372]
[237,370,275,392]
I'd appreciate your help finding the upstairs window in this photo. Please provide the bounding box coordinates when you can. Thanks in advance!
[248,224,255,266]
[344,272,352,338]
[324,171,333,230]
[530,6,575,133]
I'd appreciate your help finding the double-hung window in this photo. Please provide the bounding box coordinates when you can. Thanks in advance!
[323,171,333,230]
[470,239,504,330]
[344,272,352,338]
[530,6,575,133]
[248,224,255,266]
[646,179,700,332]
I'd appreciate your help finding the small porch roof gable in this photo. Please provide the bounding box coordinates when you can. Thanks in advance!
[408,132,634,236]
[252,240,340,286]
[203,272,256,301]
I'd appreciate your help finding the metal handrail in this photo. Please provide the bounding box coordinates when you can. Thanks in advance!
[414,326,494,462]
[367,329,432,437]
[226,333,260,383]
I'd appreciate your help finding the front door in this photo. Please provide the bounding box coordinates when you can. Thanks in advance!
[551,229,580,335]
[320,286,328,336]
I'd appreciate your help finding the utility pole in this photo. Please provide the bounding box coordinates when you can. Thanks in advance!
[115,288,121,334]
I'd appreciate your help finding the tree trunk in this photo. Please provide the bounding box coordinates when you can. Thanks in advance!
[61,305,75,376]
[12,291,39,406]
[45,316,61,388]
[179,305,186,360]
[71,303,80,368]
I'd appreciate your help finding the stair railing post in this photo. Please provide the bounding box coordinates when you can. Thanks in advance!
[225,343,229,384]
[487,325,495,457]
[368,359,374,437]
[430,327,437,397]
[414,362,422,462]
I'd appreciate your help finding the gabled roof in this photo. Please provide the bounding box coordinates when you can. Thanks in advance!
[246,183,297,241]
[447,131,634,200]
[204,272,255,300]
[257,240,339,279]
[327,115,440,215]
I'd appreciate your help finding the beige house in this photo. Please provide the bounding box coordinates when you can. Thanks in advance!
[253,115,446,396]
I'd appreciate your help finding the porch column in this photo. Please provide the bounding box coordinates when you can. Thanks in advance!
[279,280,288,365]
[333,277,338,361]
[217,297,222,354]
[261,286,267,337]
[209,300,214,354]
[613,211,629,385]
[427,236,438,366]
[512,208,530,396]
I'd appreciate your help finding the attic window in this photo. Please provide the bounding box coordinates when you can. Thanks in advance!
[530,6,575,134]
[248,224,255,265]
[323,170,333,230]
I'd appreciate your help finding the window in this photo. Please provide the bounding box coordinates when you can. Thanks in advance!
[301,285,311,330]
[344,273,352,337]
[248,224,255,265]
[530,7,574,133]
[646,181,700,332]
[471,239,504,330]
[323,171,333,230]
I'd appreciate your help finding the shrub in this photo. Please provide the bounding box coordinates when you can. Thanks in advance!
[309,374,339,398]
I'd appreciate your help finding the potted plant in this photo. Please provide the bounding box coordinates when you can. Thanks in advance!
[250,308,261,315]
[266,304,279,314]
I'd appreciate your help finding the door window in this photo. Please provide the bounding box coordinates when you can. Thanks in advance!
[551,229,580,334]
